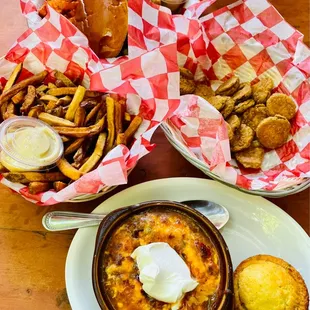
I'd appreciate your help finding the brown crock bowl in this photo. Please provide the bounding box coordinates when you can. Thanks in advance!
[92,200,233,309]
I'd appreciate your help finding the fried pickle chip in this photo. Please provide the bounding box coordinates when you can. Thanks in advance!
[194,83,214,100]
[242,104,268,131]
[225,122,234,141]
[220,97,235,119]
[180,76,196,95]
[234,99,255,114]
[252,77,274,104]
[207,96,228,111]
[235,144,265,169]
[215,76,240,96]
[227,114,241,132]
[256,115,291,149]
[266,93,297,120]
[232,83,252,102]
[230,124,254,152]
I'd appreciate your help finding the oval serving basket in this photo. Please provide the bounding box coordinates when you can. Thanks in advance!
[161,123,310,198]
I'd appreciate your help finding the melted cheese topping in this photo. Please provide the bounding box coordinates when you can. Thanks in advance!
[103,210,221,310]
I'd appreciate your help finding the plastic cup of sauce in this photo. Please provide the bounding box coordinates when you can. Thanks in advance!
[0,117,64,172]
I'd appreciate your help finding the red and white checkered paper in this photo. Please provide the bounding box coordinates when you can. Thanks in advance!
[168,0,310,191]
[0,0,179,205]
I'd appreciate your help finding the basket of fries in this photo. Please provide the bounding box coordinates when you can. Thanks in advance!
[0,0,179,205]
[160,0,310,197]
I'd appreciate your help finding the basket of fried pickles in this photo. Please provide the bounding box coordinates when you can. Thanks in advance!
[0,63,142,202]
[163,68,310,197]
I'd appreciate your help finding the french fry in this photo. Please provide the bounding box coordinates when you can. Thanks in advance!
[65,85,86,121]
[85,102,102,125]
[48,82,57,89]
[0,70,48,106]
[36,84,48,93]
[55,79,65,88]
[50,106,65,118]
[20,85,36,114]
[38,112,76,127]
[61,136,71,143]
[116,133,126,145]
[46,100,57,111]
[0,102,7,120]
[104,97,115,154]
[74,107,86,127]
[54,70,76,87]
[95,107,105,123]
[11,90,26,104]
[123,115,143,142]
[28,182,51,194]
[124,112,131,122]
[64,138,85,155]
[0,162,8,173]
[3,63,23,92]
[28,105,45,118]
[85,90,101,98]
[4,102,16,119]
[57,158,84,181]
[73,145,86,166]
[53,181,67,192]
[54,117,105,137]
[79,133,106,173]
[40,95,59,102]
[3,172,66,184]
[55,96,72,107]
[80,99,99,110]
[114,100,123,134]
[47,87,78,96]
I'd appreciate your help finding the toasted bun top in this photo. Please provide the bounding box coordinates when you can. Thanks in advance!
[82,0,128,58]
[42,0,128,58]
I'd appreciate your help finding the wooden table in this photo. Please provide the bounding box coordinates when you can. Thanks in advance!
[0,1,309,309]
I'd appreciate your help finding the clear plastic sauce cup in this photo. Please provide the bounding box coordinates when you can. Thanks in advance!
[0,116,64,172]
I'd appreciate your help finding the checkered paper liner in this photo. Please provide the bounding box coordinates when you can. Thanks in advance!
[0,1,179,205]
[167,0,310,191]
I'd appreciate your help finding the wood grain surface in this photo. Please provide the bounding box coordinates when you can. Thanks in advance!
[0,1,309,309]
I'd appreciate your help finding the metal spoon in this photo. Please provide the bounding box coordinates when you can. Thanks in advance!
[42,200,229,232]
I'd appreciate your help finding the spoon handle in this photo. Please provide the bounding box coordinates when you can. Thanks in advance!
[42,211,105,231]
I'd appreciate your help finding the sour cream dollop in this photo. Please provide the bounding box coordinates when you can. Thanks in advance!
[131,242,198,304]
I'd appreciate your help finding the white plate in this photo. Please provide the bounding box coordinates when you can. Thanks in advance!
[65,178,310,310]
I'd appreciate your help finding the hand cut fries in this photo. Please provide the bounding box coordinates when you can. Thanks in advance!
[3,172,66,184]
[74,107,86,127]
[104,97,115,154]
[47,87,78,96]
[54,117,105,137]
[29,182,51,194]
[12,90,26,104]
[53,181,67,192]
[79,133,106,173]
[28,105,45,118]
[53,70,76,87]
[20,85,36,114]
[39,112,76,127]
[4,102,16,119]
[57,158,84,181]
[85,102,103,125]
[3,63,23,92]
[0,65,144,195]
[0,70,48,106]
[123,115,143,143]
[64,138,85,155]
[65,85,86,121]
